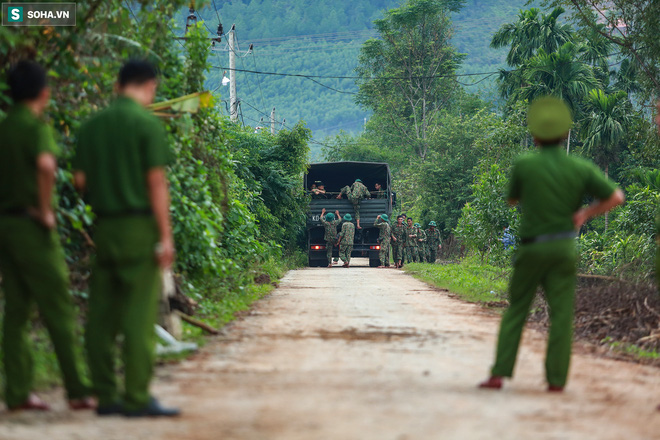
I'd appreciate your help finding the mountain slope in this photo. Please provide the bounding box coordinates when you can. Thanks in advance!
[175,0,529,154]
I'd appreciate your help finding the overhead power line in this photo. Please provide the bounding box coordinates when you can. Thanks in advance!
[211,47,629,83]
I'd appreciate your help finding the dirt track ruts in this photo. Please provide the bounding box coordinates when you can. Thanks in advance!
[1,259,659,440]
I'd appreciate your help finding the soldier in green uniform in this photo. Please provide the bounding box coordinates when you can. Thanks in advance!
[405,217,417,263]
[337,214,355,267]
[73,60,180,417]
[479,97,624,392]
[392,215,408,268]
[373,183,387,199]
[413,223,426,263]
[311,181,327,199]
[0,61,95,412]
[320,208,341,267]
[425,221,442,263]
[374,214,394,268]
[337,179,370,229]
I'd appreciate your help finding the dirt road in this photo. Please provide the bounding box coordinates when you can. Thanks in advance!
[1,259,659,440]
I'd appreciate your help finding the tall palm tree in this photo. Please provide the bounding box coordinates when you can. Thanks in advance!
[514,42,601,152]
[581,88,632,228]
[491,7,573,68]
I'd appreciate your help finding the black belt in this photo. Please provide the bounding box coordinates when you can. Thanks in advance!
[0,208,30,217]
[520,231,577,245]
[96,208,152,218]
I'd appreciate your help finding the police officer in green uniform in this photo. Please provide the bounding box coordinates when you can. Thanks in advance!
[73,60,179,417]
[320,208,341,267]
[0,61,95,412]
[480,97,624,392]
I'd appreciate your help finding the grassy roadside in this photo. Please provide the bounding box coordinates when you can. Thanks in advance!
[403,259,510,304]
[404,259,660,364]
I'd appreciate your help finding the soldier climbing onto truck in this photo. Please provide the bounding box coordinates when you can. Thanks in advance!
[337,178,370,229]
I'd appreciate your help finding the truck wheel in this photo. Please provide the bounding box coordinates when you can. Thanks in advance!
[369,258,380,267]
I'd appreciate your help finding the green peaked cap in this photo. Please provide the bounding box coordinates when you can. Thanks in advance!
[380,214,389,222]
[325,212,335,221]
[343,214,353,221]
[527,96,573,140]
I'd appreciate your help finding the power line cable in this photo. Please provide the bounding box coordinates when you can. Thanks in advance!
[211,48,630,81]
[251,51,268,112]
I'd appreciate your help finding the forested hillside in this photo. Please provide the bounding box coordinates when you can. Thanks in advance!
[178,0,529,155]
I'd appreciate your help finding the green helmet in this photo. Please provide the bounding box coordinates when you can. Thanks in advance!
[325,212,335,221]
[414,222,420,227]
[343,214,353,221]
[380,214,389,222]
[429,221,437,227]
[527,96,573,140]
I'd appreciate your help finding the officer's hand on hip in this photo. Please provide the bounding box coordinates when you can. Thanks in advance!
[156,236,175,269]
[29,207,56,230]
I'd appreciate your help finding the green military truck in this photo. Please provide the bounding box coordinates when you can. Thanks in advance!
[305,161,394,267]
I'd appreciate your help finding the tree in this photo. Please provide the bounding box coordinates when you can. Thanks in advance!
[355,0,465,160]
[491,7,573,67]
[581,88,631,228]
[546,0,660,97]
[582,89,631,172]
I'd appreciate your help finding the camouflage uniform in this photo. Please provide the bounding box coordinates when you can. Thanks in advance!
[391,222,408,264]
[339,181,370,220]
[415,226,426,262]
[338,221,355,264]
[320,215,341,263]
[425,227,441,263]
[374,219,392,266]
[375,189,387,199]
[405,224,417,263]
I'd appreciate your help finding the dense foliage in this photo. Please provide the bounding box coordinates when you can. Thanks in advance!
[188,0,533,155]
[325,0,659,281]
[0,1,309,324]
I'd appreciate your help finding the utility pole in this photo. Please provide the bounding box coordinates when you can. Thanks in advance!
[270,107,276,135]
[229,24,238,122]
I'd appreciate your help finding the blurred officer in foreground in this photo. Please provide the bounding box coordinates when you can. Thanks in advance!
[73,60,179,417]
[656,102,660,293]
[320,208,341,267]
[374,214,393,268]
[337,214,355,267]
[0,60,94,411]
[479,97,624,392]
[655,102,660,411]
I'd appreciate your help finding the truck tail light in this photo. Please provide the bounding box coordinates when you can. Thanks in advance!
[370,245,380,250]
[311,245,326,250]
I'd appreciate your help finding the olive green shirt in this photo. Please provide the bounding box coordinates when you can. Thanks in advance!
[0,105,59,212]
[508,146,617,239]
[73,97,172,215]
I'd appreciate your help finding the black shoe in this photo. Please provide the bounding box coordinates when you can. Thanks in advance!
[96,402,124,416]
[123,397,181,418]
